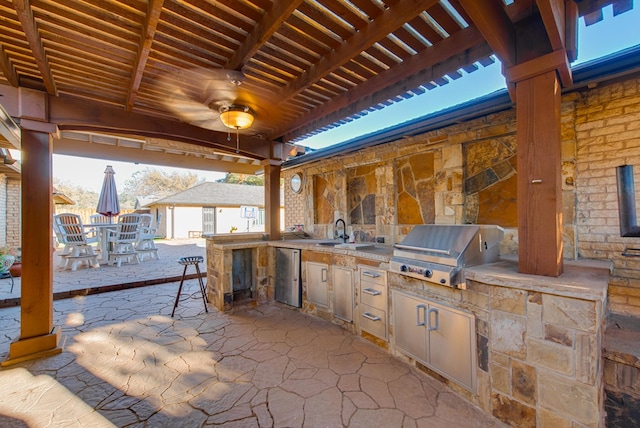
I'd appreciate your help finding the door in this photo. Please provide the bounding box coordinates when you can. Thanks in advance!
[392,291,427,362]
[275,248,301,307]
[202,207,215,234]
[333,267,353,321]
[306,262,329,307]
[427,301,475,390]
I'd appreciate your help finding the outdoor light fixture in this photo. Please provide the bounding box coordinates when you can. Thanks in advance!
[219,105,254,153]
[219,105,254,130]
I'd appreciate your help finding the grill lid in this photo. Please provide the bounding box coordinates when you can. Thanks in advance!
[390,225,504,287]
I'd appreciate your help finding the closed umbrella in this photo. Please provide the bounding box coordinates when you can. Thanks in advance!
[96,165,120,222]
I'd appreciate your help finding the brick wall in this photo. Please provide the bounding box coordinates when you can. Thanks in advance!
[6,178,21,249]
[0,174,6,247]
[574,75,640,316]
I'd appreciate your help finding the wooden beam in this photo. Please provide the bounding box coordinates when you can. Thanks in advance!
[506,49,572,87]
[277,0,439,101]
[458,0,516,67]
[0,46,18,87]
[4,127,61,366]
[565,0,579,62]
[12,0,57,95]
[225,0,303,71]
[537,0,565,51]
[281,27,490,141]
[47,95,275,160]
[516,70,563,277]
[263,160,281,241]
[126,0,164,110]
[53,136,263,175]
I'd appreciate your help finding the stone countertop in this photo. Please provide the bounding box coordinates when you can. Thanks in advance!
[271,239,394,262]
[204,236,394,262]
[465,257,610,301]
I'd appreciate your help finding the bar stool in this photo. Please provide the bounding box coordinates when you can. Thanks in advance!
[171,256,208,317]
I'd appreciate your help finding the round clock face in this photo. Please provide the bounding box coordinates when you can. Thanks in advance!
[290,173,302,193]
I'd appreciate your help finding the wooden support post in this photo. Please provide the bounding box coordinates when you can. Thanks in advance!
[3,124,61,366]
[515,70,563,276]
[263,160,281,241]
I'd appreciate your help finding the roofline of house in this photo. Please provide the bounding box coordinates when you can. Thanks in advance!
[283,44,640,170]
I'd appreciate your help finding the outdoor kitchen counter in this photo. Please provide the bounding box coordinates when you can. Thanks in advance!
[465,256,610,301]
[271,238,393,262]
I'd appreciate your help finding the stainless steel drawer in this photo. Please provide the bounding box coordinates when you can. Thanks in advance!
[360,304,386,339]
[360,282,386,310]
[359,267,386,285]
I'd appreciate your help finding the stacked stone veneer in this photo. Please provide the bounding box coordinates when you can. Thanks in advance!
[388,263,608,427]
[205,235,269,312]
[284,72,640,316]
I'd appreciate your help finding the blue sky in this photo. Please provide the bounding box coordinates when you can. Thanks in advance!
[53,5,640,192]
[300,5,640,149]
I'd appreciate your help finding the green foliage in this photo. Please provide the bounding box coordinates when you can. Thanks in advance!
[53,179,99,209]
[215,173,264,186]
[122,168,204,201]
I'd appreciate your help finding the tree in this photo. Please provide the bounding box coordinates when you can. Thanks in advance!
[53,179,99,209]
[215,173,264,186]
[122,168,204,202]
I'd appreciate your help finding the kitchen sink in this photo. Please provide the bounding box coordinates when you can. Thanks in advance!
[316,241,341,247]
[335,243,374,250]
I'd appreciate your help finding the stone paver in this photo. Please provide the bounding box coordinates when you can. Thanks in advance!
[0,282,508,427]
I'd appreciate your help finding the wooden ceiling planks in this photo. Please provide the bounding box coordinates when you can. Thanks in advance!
[0,0,634,154]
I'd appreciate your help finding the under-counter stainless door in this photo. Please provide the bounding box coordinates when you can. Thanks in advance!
[275,248,301,307]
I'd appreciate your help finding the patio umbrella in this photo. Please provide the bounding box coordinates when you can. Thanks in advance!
[96,165,120,222]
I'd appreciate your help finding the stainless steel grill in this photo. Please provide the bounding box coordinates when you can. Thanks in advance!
[389,225,504,289]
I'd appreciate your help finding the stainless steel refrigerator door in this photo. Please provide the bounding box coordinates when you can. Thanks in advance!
[275,248,301,307]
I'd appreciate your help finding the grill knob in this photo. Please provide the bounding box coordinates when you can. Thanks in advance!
[400,265,408,272]
[425,269,433,278]
[440,279,446,284]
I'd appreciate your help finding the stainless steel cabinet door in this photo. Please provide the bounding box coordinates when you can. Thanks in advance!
[392,291,427,362]
[306,261,329,307]
[427,301,475,390]
[333,267,353,321]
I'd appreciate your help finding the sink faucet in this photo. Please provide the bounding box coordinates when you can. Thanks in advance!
[335,218,347,242]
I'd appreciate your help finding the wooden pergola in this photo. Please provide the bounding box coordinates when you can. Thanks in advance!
[0,0,634,363]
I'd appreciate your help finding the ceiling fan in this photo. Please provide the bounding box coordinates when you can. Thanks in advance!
[158,68,280,152]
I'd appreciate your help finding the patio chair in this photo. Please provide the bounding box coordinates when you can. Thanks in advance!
[107,213,141,267]
[90,214,113,224]
[53,213,100,271]
[135,213,159,261]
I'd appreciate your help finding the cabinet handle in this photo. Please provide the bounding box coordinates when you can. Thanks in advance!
[362,312,381,321]
[416,304,427,326]
[321,268,328,282]
[427,307,439,331]
[362,287,381,296]
[362,271,380,278]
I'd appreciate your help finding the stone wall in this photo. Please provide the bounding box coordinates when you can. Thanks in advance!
[0,174,6,247]
[283,71,640,316]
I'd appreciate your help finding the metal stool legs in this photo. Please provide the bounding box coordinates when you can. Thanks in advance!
[171,256,208,317]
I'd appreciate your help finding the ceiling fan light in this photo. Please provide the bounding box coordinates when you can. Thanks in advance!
[219,105,254,129]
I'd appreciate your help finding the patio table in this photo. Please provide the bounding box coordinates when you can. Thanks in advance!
[84,223,116,264]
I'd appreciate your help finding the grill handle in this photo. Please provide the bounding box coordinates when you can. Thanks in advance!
[394,244,452,256]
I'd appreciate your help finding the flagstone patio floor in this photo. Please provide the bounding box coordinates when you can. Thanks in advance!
[0,280,508,427]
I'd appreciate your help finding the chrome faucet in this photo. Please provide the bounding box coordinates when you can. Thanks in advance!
[335,218,347,242]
